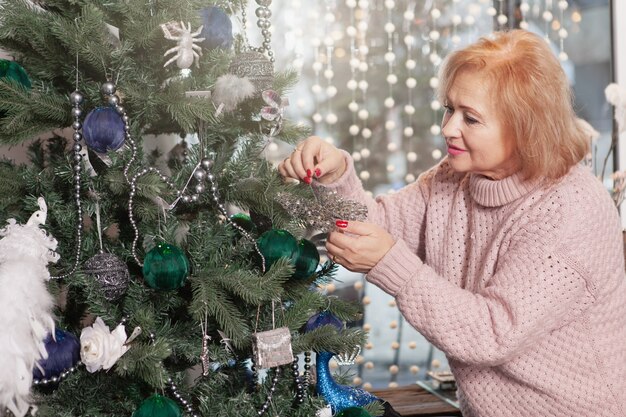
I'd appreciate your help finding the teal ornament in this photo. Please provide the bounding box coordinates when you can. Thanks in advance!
[142,242,189,290]
[336,407,373,417]
[230,213,257,236]
[292,238,320,279]
[316,351,380,414]
[0,59,31,89]
[132,394,182,417]
[83,106,126,153]
[256,229,298,270]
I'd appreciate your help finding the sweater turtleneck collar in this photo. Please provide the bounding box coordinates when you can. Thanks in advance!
[469,171,540,207]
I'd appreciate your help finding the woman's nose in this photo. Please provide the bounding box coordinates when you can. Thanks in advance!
[441,113,460,139]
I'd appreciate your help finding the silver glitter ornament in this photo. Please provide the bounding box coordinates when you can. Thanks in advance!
[251,327,294,369]
[275,189,368,233]
[84,252,130,300]
[229,51,274,91]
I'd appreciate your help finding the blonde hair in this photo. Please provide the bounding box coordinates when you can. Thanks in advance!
[437,30,589,180]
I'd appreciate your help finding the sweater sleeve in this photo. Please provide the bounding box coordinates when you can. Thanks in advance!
[366,231,596,366]
[313,151,435,257]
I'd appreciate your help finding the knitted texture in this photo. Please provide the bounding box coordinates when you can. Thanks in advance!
[317,152,626,417]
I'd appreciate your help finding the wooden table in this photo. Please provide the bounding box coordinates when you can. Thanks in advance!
[371,384,463,417]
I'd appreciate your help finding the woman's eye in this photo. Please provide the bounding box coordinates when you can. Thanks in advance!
[465,116,478,124]
[444,105,454,113]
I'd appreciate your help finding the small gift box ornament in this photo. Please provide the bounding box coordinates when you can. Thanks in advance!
[252,327,294,369]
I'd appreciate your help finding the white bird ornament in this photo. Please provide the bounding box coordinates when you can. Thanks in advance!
[0,197,59,417]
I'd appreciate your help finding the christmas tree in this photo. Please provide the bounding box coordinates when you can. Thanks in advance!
[0,1,376,416]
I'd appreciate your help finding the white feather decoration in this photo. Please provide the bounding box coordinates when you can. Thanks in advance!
[211,73,256,113]
[0,197,59,417]
[605,83,626,134]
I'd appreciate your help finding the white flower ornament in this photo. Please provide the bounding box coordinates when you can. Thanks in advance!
[80,317,130,373]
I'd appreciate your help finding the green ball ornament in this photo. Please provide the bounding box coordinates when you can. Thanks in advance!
[256,229,298,270]
[142,242,189,290]
[132,394,182,417]
[292,238,320,279]
[0,59,31,89]
[335,407,373,417]
[230,213,257,236]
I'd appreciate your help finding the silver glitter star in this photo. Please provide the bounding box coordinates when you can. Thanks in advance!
[276,188,368,233]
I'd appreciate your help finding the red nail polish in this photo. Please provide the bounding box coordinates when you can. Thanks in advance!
[303,176,312,184]
[306,169,312,177]
[336,220,348,228]
[315,168,322,177]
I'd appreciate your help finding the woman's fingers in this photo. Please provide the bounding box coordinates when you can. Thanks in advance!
[278,156,298,180]
[278,136,345,183]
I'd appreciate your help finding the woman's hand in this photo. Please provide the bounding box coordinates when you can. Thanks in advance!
[326,220,395,274]
[277,136,346,184]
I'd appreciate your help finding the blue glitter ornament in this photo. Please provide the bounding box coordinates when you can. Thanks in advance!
[304,311,343,333]
[32,328,80,381]
[199,6,233,51]
[316,351,380,414]
[83,106,126,153]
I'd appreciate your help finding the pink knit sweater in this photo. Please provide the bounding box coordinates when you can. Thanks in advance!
[319,154,626,417]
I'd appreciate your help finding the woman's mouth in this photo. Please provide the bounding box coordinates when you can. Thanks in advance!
[447,144,466,156]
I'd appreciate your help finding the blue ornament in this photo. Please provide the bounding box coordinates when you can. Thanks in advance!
[32,328,80,381]
[316,351,380,414]
[304,311,344,333]
[199,6,233,51]
[83,106,126,153]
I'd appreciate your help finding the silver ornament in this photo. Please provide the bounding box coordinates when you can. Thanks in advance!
[84,252,130,300]
[193,168,206,181]
[255,0,272,6]
[229,51,274,92]
[108,95,120,106]
[70,91,84,105]
[101,82,117,96]
[200,158,213,171]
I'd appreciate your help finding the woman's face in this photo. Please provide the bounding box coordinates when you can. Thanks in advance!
[441,70,520,180]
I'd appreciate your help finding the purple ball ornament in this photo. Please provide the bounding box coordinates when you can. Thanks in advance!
[304,311,344,333]
[32,328,80,383]
[83,106,126,154]
[199,6,233,51]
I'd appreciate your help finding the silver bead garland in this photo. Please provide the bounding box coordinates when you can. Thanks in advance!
[292,358,305,406]
[256,366,281,416]
[203,163,266,273]
[50,90,85,280]
[110,78,266,270]
[33,361,82,386]
[240,0,274,63]
[166,377,200,417]
[303,351,312,392]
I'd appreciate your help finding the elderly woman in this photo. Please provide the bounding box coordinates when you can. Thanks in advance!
[279,30,626,417]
